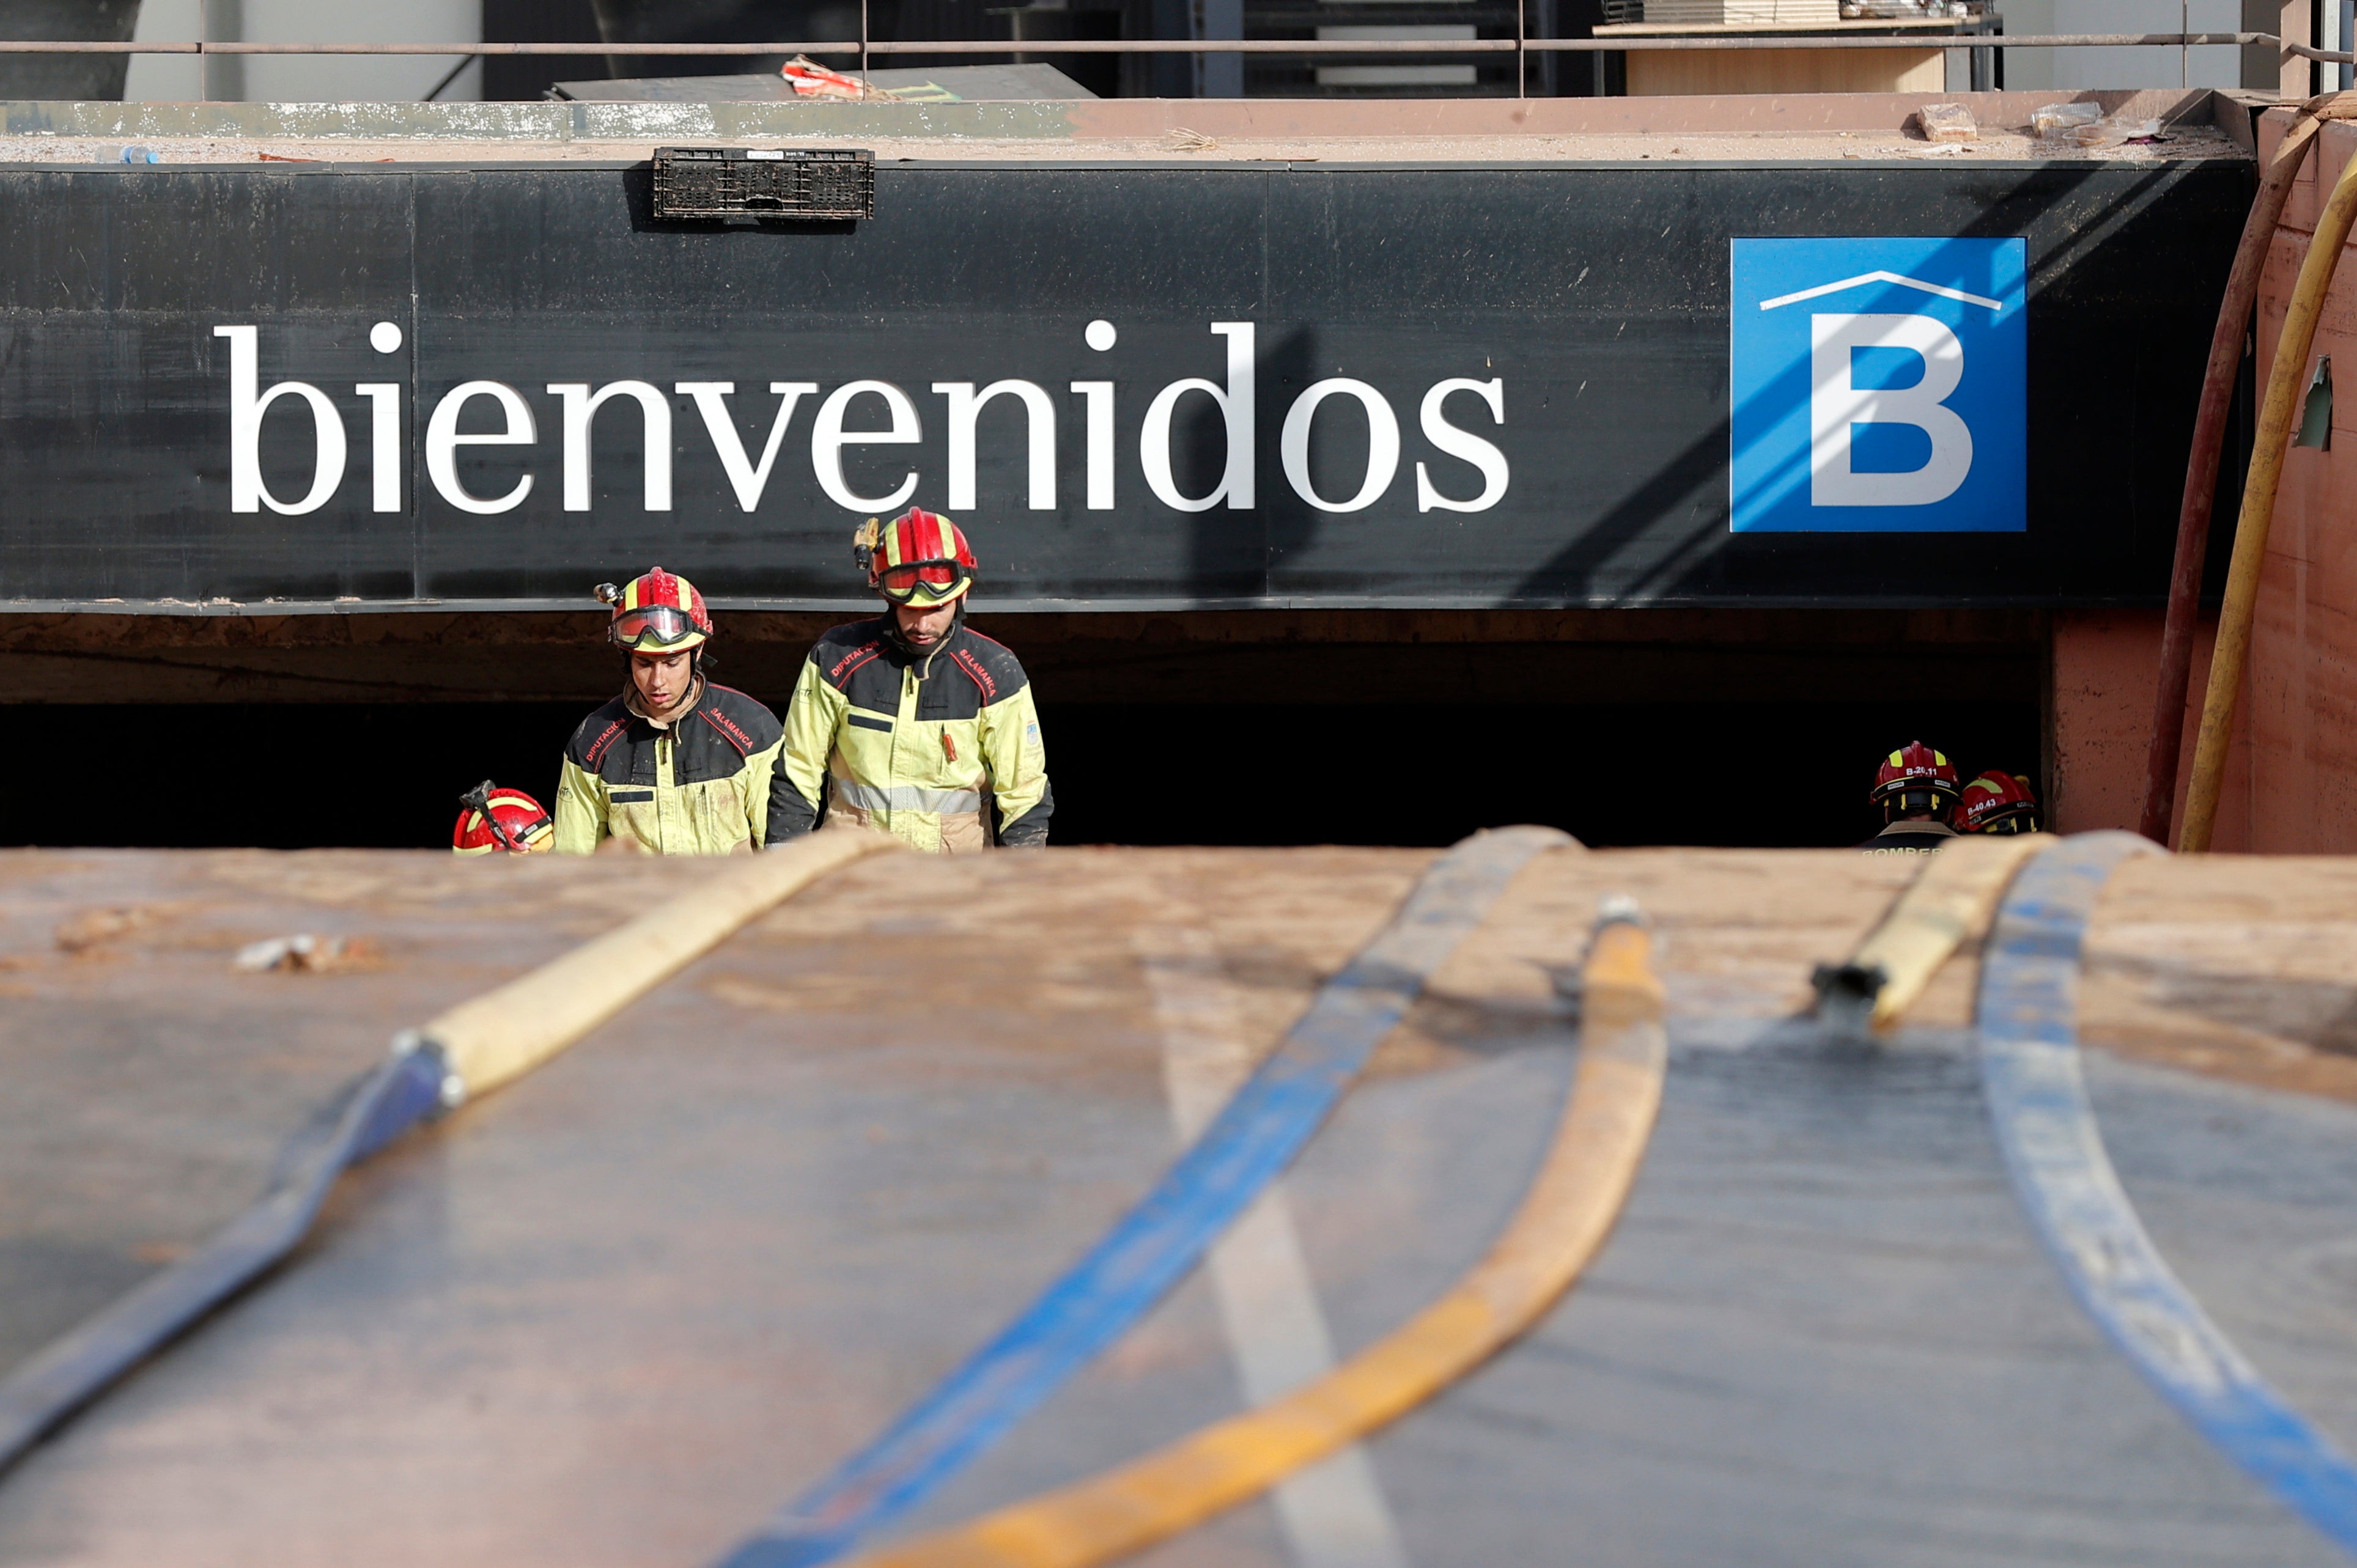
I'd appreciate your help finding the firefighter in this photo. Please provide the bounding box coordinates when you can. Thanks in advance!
[1957,770,2042,834]
[1859,742,1961,854]
[553,567,786,855]
[769,507,1051,853]
[452,782,555,853]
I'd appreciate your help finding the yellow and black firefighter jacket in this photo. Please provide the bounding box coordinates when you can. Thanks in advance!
[770,616,1052,853]
[554,679,785,855]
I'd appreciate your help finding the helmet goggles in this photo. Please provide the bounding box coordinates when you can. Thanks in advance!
[875,558,971,607]
[610,604,703,650]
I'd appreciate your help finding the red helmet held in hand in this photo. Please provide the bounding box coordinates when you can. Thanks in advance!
[452,782,554,854]
[1869,742,1962,820]
[595,567,712,653]
[1958,770,2042,834]
[853,507,977,608]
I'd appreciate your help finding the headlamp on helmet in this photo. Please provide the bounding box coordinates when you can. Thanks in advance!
[453,781,554,854]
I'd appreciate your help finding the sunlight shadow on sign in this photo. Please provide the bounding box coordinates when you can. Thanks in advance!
[1508,166,2109,605]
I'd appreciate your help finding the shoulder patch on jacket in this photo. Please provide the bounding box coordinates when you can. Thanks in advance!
[810,619,892,691]
[698,683,784,756]
[950,627,1030,702]
[566,696,633,770]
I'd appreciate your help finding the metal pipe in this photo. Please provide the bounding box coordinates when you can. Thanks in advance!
[2181,129,2357,852]
[1536,31,2350,56]
[0,31,2339,59]
[746,38,1507,50]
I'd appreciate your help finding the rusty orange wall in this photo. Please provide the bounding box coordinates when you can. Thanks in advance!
[2050,611,2246,844]
[2233,112,2357,850]
[2061,113,2357,851]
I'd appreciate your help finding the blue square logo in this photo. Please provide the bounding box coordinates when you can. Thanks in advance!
[1730,237,2027,533]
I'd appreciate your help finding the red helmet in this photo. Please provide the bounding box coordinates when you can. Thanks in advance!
[452,782,554,855]
[1870,742,1962,817]
[1958,770,2042,834]
[854,507,976,607]
[595,567,712,653]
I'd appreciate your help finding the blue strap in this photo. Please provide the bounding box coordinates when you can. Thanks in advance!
[717,825,1575,1568]
[1979,830,2357,1556]
[0,1042,449,1474]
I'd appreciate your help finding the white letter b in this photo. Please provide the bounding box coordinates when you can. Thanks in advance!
[214,325,347,515]
[1809,313,1972,508]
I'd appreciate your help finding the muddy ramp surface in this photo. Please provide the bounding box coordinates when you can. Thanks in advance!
[0,845,2351,1566]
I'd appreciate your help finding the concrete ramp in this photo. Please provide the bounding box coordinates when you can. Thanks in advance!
[1,845,2353,1566]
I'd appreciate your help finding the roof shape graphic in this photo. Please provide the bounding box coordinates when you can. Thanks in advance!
[1758,270,2004,312]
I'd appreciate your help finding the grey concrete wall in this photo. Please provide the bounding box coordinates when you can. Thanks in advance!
[125,0,484,103]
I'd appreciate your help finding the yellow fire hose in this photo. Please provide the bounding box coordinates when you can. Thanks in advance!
[2182,128,2357,853]
[850,902,1668,1568]
[1811,835,2048,1037]
[0,827,899,1473]
[418,827,898,1103]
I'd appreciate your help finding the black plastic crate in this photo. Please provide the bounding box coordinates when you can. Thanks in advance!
[649,146,876,220]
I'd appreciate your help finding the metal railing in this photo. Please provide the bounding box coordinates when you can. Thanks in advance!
[0,31,2345,100]
[1,31,2340,56]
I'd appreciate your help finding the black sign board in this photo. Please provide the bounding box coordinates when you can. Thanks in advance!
[0,156,2248,611]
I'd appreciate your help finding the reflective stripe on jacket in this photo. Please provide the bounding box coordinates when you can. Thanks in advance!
[554,680,785,855]
[770,616,1051,853]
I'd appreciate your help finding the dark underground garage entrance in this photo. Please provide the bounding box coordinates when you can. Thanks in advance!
[0,608,2044,852]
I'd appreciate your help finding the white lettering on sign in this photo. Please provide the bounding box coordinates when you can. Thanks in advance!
[1415,378,1508,513]
[679,381,815,512]
[548,380,671,512]
[425,380,535,515]
[812,380,922,512]
[214,325,348,515]
[1281,378,1399,513]
[1071,380,1115,510]
[1809,313,1973,507]
[212,320,1511,520]
[934,380,1055,511]
[355,383,400,512]
[1142,321,1255,512]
